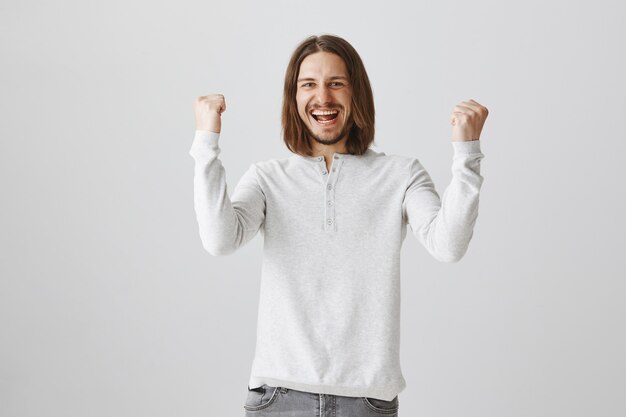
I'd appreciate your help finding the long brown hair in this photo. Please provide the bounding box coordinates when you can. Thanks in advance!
[281,34,375,156]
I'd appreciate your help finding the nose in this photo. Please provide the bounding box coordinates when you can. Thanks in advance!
[315,84,332,104]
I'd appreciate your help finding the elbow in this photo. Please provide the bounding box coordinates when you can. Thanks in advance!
[196,224,249,256]
[433,243,468,263]
[427,230,474,263]
[433,252,463,264]
[201,239,237,256]
[436,252,464,263]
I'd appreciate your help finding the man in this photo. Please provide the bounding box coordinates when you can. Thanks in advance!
[189,34,488,416]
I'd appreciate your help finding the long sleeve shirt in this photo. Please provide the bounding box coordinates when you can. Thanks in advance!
[189,130,485,401]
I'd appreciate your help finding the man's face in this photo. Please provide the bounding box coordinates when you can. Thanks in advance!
[296,51,353,147]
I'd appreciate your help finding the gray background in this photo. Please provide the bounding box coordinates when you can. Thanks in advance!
[1,0,625,416]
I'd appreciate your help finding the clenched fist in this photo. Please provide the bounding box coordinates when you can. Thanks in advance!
[449,99,489,142]
[194,94,226,133]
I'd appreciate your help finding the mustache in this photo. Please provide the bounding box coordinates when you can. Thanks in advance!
[308,105,341,111]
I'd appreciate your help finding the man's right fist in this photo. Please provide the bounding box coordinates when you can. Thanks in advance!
[194,94,226,133]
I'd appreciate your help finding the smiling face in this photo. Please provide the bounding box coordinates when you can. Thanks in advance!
[296,51,353,147]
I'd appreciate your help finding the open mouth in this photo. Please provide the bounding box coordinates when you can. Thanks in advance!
[310,109,339,126]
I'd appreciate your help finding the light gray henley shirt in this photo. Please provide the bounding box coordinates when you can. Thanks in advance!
[189,130,485,401]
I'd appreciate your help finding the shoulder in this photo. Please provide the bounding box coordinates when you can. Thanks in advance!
[252,155,295,172]
[366,148,416,171]
[250,148,416,172]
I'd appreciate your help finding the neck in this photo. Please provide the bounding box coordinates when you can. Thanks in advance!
[309,136,349,158]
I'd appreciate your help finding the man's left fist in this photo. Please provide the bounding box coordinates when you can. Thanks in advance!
[450,99,489,142]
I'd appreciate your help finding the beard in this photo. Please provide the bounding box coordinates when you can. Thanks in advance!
[304,115,354,146]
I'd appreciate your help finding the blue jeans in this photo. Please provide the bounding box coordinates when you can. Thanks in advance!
[244,384,400,417]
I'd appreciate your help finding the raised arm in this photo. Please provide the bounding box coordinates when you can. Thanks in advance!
[189,95,266,256]
[402,98,488,262]
[401,141,484,262]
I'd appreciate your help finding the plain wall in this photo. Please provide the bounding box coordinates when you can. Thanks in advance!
[1,0,625,416]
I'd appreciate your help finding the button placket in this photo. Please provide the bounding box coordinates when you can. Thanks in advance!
[323,155,343,232]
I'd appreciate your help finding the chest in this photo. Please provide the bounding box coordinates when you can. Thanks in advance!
[262,160,407,234]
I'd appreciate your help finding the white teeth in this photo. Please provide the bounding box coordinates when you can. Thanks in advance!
[311,110,339,115]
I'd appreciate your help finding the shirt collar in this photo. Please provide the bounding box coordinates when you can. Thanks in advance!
[294,149,369,163]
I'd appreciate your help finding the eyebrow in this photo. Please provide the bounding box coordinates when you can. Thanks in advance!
[297,76,349,82]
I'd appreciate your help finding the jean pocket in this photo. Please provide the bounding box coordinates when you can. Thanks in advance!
[244,384,280,412]
[361,395,399,414]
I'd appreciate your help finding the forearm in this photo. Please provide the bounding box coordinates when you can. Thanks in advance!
[428,141,484,261]
[404,140,485,262]
[189,130,265,256]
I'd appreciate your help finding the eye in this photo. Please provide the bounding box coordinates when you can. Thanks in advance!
[331,82,343,87]
[301,82,314,87]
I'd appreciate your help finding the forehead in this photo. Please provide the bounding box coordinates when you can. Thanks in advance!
[298,51,348,79]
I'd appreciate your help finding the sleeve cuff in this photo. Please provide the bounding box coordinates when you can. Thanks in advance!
[451,139,482,155]
[189,130,221,157]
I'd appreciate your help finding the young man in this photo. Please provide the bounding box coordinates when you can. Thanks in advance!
[190,34,488,416]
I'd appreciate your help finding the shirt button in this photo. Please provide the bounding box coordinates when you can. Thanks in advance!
[332,168,336,172]
[327,200,332,206]
[327,219,333,225]
[327,184,332,190]
[318,156,324,161]
[322,170,327,175]
[334,155,339,159]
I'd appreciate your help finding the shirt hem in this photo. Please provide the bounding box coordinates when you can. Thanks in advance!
[248,375,406,401]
